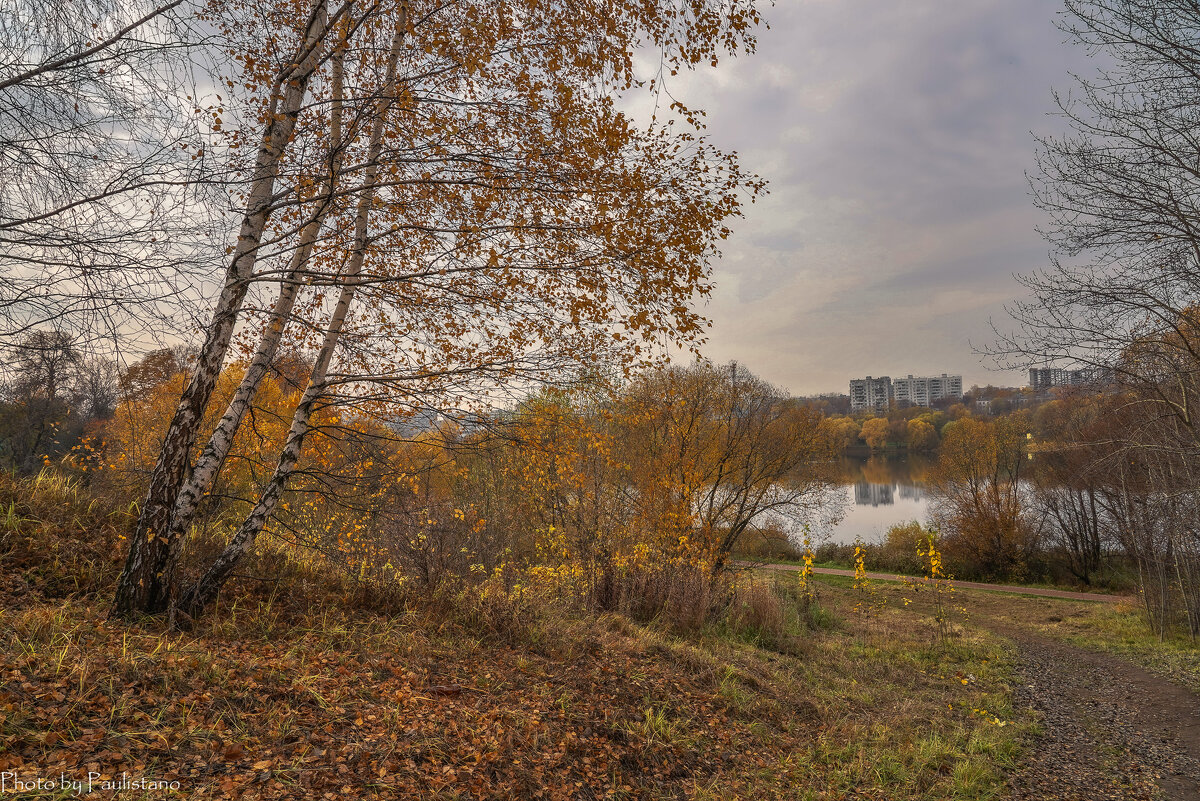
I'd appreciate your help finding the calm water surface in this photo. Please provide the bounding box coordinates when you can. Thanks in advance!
[822,455,932,545]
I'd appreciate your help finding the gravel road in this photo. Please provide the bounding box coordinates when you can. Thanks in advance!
[1002,631,1200,801]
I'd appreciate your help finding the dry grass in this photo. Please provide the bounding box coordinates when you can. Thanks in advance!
[0,471,1033,799]
[726,580,785,642]
[964,590,1200,695]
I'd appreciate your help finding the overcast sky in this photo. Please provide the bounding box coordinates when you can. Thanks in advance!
[664,0,1091,396]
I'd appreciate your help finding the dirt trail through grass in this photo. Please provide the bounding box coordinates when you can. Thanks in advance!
[982,620,1200,800]
[802,569,1198,799]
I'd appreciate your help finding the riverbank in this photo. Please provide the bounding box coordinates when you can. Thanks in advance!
[752,559,1133,601]
[3,472,1196,799]
[762,562,1130,602]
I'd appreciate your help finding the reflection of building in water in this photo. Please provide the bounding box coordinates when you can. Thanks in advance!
[854,481,894,506]
[897,483,924,501]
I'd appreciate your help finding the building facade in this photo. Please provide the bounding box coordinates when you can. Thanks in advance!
[892,374,963,407]
[850,373,963,411]
[848,376,892,412]
[1028,367,1107,391]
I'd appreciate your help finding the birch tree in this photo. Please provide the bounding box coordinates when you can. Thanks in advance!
[111,0,352,616]
[110,0,767,620]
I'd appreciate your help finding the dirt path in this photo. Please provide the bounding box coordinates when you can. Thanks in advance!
[985,625,1200,800]
[757,562,1130,603]
[759,562,1198,797]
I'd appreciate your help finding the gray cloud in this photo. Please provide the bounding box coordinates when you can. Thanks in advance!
[665,0,1089,394]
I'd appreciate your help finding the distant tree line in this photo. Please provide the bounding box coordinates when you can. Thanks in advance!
[0,331,118,473]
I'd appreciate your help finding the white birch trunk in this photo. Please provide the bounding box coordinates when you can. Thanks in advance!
[176,12,407,619]
[112,0,331,618]
[163,35,348,557]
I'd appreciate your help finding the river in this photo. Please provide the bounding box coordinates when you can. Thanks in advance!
[820,454,933,545]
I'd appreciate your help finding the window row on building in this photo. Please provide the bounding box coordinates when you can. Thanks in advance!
[848,374,963,412]
[1028,367,1109,391]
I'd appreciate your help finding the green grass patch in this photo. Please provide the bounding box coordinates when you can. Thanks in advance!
[1041,603,1200,694]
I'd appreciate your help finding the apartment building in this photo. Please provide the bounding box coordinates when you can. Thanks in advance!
[892,374,964,407]
[1028,367,1107,391]
[849,373,963,410]
[849,376,892,412]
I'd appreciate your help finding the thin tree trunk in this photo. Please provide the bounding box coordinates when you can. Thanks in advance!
[175,14,406,620]
[159,34,349,584]
[111,0,331,619]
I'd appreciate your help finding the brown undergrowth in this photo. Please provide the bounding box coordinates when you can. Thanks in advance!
[0,472,1027,799]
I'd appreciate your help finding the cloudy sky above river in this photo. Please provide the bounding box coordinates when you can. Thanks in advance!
[664,0,1091,396]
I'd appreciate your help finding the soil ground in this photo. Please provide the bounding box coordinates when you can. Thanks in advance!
[975,595,1200,801]
[1001,630,1200,801]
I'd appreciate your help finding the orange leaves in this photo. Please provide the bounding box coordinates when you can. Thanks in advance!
[478,363,835,595]
[860,417,890,451]
[191,0,767,421]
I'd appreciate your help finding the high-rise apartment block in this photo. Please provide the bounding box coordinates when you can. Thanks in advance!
[1028,367,1107,391]
[892,374,963,407]
[849,373,963,411]
[848,376,892,412]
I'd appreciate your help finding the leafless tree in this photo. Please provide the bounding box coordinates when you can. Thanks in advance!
[992,0,1200,631]
[0,1,223,347]
[1032,454,1114,586]
[1092,428,1200,639]
[997,0,1200,438]
[0,330,121,470]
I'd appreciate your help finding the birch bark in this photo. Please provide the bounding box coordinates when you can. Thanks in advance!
[176,12,406,619]
[111,0,332,618]
[160,33,348,575]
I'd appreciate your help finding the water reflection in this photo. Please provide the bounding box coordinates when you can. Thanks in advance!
[840,454,932,489]
[853,482,893,506]
[825,455,932,544]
